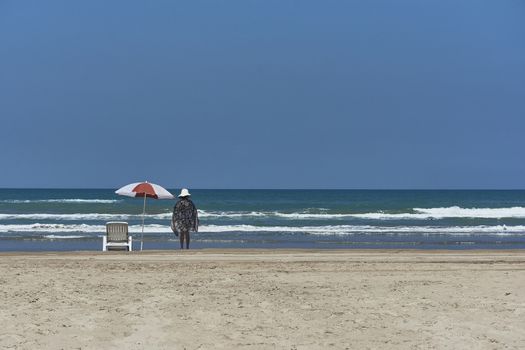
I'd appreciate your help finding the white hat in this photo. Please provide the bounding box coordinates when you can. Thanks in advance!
[178,188,191,198]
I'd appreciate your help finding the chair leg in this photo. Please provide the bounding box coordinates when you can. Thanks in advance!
[102,236,107,251]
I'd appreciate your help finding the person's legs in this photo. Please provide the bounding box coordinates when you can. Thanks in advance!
[179,230,186,249]
[185,231,190,249]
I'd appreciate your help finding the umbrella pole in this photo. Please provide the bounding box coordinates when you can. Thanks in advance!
[141,195,146,251]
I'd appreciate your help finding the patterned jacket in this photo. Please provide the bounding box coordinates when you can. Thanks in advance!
[171,198,199,233]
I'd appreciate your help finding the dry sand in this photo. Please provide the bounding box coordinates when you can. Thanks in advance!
[0,250,524,349]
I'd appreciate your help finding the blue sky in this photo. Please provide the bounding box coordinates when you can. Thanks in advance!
[1,1,524,189]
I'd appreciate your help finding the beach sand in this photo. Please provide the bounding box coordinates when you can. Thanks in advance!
[0,250,524,349]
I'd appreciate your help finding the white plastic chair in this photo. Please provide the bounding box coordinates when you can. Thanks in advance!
[102,222,132,251]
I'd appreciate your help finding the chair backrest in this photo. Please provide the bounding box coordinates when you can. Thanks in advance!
[106,222,129,242]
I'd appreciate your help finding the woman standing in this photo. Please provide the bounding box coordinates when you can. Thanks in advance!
[171,188,199,249]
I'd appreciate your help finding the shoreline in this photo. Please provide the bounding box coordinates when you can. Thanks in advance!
[1,248,525,255]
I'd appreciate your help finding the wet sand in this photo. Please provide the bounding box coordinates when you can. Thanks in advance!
[0,250,524,349]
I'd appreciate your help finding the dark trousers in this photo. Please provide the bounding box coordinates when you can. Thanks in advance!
[179,230,190,249]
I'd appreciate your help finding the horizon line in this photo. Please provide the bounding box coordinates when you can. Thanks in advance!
[1,188,525,191]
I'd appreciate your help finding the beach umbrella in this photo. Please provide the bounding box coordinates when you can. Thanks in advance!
[115,181,174,251]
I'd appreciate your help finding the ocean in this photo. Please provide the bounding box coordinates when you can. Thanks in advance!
[1,189,525,251]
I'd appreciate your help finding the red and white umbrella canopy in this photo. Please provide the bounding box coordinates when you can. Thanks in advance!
[115,182,174,199]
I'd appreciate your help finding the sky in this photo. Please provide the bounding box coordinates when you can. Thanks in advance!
[1,0,524,189]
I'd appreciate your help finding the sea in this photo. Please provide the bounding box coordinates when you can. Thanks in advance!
[1,189,525,251]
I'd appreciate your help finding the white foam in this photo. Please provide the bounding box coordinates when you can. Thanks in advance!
[198,210,410,219]
[0,213,172,221]
[1,199,122,204]
[197,210,267,218]
[200,224,525,235]
[348,207,525,220]
[0,223,173,234]
[43,235,88,239]
[197,210,359,219]
[412,206,525,219]
[1,223,523,236]
[0,223,105,233]
[0,223,175,233]
[201,207,525,220]
[2,206,525,222]
[273,212,357,219]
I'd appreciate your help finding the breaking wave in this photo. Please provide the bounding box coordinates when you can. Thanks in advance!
[0,213,172,220]
[412,206,525,219]
[43,235,88,239]
[1,199,122,204]
[201,224,524,235]
[0,223,523,236]
[201,207,525,220]
[2,207,525,222]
